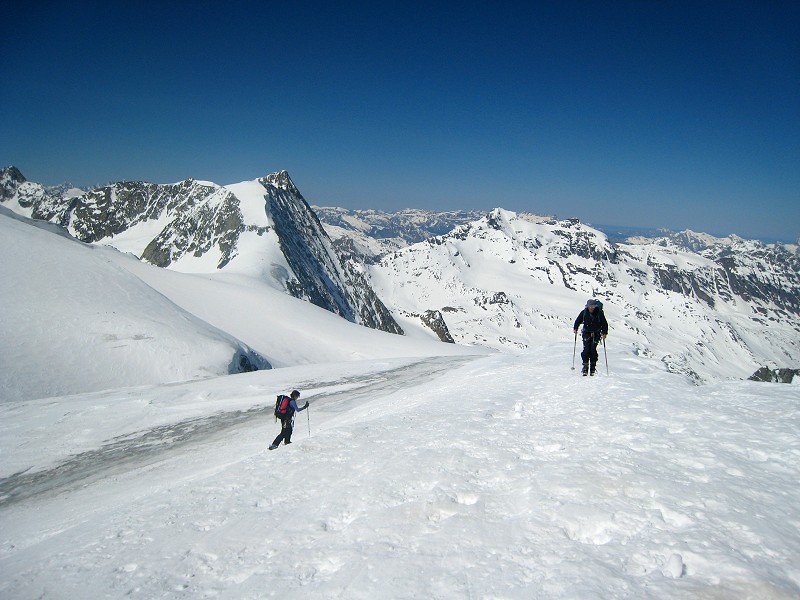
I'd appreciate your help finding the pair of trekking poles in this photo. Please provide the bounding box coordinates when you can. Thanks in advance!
[572,331,609,375]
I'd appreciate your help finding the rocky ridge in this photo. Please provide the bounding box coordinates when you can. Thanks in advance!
[0,166,402,334]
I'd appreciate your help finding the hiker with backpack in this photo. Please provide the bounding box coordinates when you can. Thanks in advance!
[573,298,608,376]
[270,390,309,450]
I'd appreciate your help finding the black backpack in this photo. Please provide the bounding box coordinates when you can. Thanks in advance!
[582,300,606,334]
[274,394,291,420]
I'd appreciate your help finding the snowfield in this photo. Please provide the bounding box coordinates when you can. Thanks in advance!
[1,350,799,599]
[1,208,799,599]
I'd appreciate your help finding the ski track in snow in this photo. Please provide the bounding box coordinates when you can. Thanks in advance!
[1,350,799,599]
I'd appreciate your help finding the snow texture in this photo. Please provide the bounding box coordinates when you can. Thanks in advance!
[1,352,798,599]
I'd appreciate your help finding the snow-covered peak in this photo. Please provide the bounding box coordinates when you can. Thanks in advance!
[365,208,799,383]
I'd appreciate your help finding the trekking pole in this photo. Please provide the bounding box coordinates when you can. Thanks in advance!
[571,331,577,370]
[307,405,311,437]
[602,336,609,375]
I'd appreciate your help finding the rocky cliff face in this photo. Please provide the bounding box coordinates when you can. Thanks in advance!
[58,179,254,269]
[259,172,402,333]
[672,236,799,318]
[0,166,74,224]
[749,367,800,383]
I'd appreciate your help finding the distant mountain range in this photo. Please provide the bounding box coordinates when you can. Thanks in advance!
[3,165,798,384]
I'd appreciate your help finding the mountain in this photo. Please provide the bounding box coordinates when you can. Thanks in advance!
[312,206,485,262]
[0,203,478,402]
[4,166,798,384]
[0,166,402,335]
[317,207,799,383]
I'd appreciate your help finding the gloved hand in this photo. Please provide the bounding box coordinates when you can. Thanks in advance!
[304,401,309,409]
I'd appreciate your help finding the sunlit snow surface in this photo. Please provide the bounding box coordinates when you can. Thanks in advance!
[1,350,798,599]
[1,207,798,599]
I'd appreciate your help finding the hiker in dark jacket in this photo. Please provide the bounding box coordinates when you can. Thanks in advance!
[573,299,609,376]
[270,390,309,450]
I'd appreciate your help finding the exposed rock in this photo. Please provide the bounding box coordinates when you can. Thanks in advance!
[749,367,800,384]
[420,309,455,343]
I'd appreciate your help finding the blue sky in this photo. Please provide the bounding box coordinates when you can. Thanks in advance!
[3,1,798,242]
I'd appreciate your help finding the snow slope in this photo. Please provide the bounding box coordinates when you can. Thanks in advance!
[0,208,268,402]
[0,209,478,401]
[1,350,798,599]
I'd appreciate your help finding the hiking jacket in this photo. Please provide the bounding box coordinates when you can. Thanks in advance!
[574,308,608,336]
[281,399,308,419]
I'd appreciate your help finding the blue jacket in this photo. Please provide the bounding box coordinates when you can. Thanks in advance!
[289,399,308,413]
[278,398,308,420]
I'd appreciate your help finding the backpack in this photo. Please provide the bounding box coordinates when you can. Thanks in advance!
[274,394,291,420]
[582,300,606,335]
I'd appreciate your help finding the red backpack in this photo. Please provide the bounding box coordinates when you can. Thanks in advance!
[274,395,291,420]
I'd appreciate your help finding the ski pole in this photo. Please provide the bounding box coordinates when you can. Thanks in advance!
[307,405,311,437]
[571,331,577,370]
[602,336,609,375]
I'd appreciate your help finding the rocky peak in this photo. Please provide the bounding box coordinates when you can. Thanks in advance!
[260,172,402,333]
[261,170,299,194]
[1,165,26,187]
[1,166,25,203]
[361,208,799,383]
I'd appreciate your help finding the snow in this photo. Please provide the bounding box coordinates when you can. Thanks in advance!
[99,211,175,256]
[2,209,800,599]
[365,209,800,383]
[224,180,271,228]
[62,187,85,199]
[0,211,265,401]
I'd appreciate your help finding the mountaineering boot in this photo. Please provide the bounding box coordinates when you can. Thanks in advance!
[590,363,597,376]
[269,444,279,450]
[582,362,589,376]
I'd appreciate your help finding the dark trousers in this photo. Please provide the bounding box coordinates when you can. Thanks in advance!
[581,332,600,368]
[272,416,294,446]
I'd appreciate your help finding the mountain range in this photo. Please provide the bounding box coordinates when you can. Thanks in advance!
[2,165,798,388]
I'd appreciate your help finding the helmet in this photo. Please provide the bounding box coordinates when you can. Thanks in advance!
[291,390,300,398]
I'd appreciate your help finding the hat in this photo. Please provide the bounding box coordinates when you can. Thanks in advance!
[291,390,300,397]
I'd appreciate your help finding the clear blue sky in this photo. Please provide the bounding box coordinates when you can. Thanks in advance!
[3,1,798,242]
